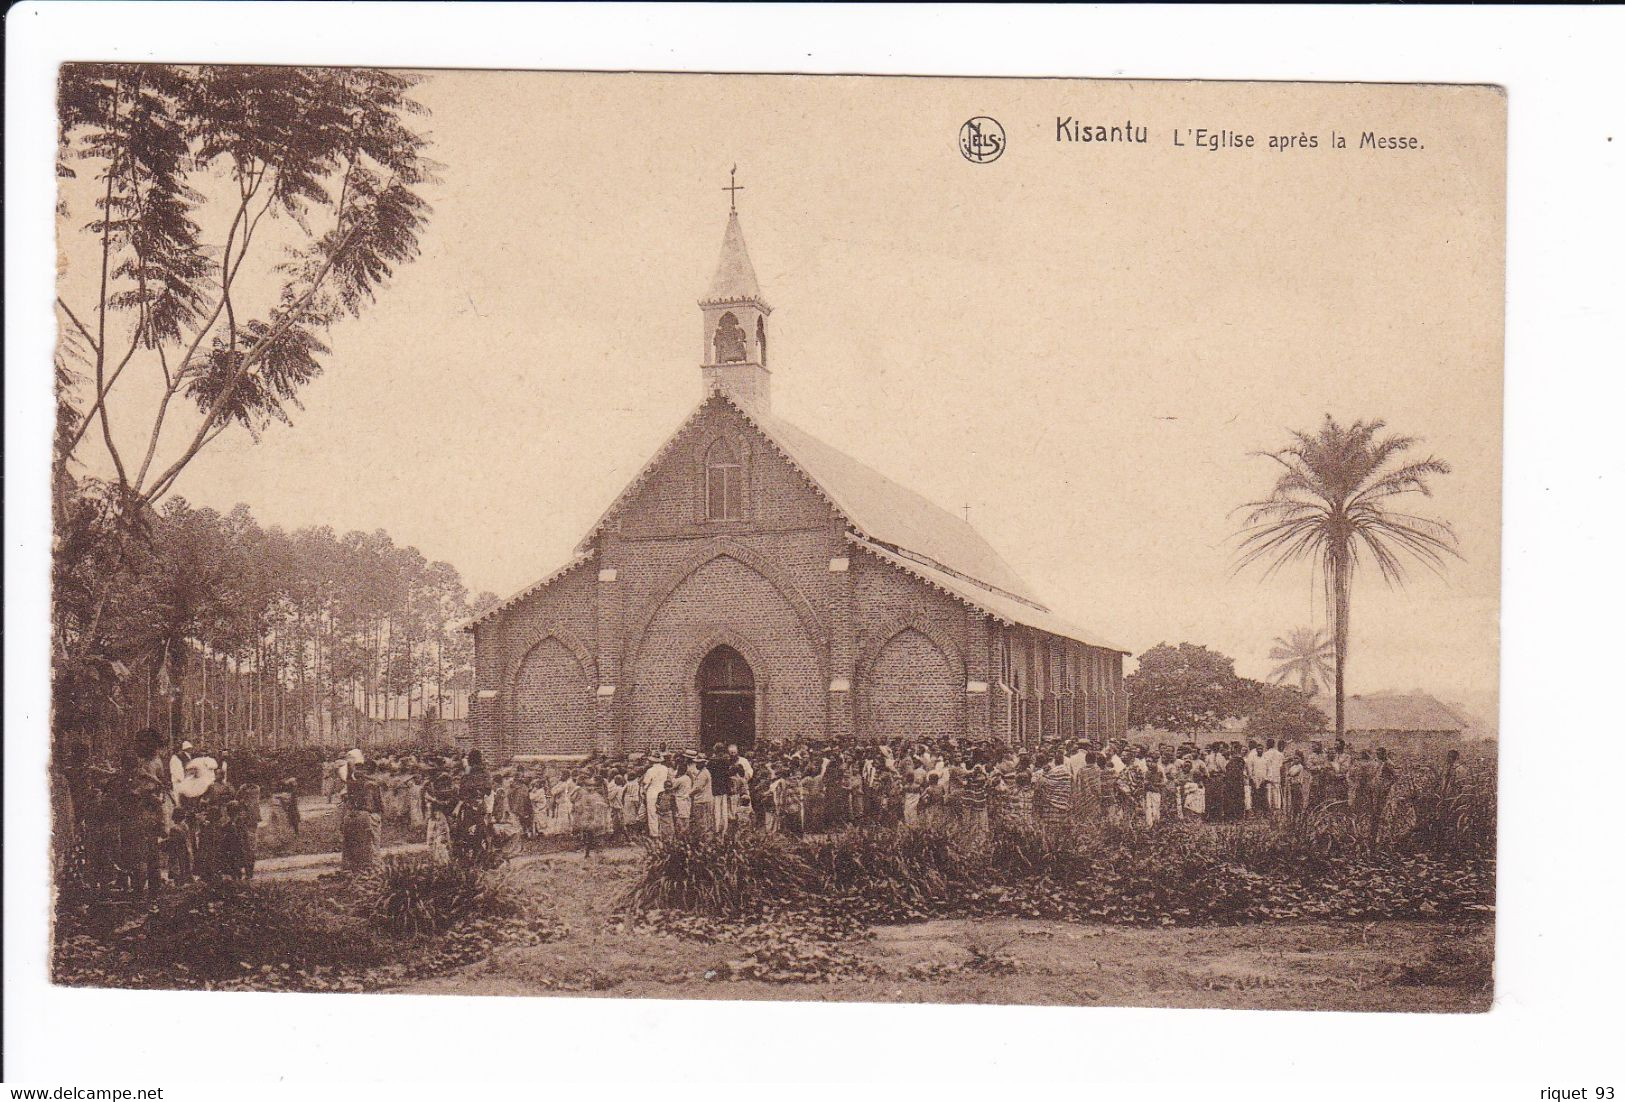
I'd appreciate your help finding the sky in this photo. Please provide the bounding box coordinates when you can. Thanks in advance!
[59,71,1505,708]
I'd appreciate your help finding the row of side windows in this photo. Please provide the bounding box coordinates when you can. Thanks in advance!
[997,633,1110,694]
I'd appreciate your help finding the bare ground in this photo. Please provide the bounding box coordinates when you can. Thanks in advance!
[393,849,1494,1013]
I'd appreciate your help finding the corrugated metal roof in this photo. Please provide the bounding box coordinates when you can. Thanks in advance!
[750,406,1039,604]
[848,535,1130,654]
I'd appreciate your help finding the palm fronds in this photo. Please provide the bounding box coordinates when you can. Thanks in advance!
[1233,415,1459,735]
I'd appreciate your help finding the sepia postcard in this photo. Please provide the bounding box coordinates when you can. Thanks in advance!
[46,68,1504,1016]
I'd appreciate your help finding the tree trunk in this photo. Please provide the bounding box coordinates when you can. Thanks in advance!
[1331,551,1351,741]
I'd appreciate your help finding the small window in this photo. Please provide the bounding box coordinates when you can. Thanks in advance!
[705,439,744,520]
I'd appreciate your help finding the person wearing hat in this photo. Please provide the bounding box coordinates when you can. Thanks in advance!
[640,753,672,838]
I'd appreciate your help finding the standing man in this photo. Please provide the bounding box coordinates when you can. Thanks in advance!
[640,753,671,838]
[728,743,753,828]
[670,756,694,836]
[707,744,734,832]
[1244,741,1265,816]
[1260,738,1285,816]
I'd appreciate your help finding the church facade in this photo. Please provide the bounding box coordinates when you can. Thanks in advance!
[467,205,1129,759]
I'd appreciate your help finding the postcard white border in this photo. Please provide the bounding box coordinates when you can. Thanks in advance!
[7,3,1624,1094]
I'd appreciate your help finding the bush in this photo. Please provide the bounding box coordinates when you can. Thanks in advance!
[627,816,1495,928]
[802,822,969,908]
[364,856,521,936]
[623,831,816,915]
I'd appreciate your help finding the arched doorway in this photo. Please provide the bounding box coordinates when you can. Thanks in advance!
[698,644,755,751]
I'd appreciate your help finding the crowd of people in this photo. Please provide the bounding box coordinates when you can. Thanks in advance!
[55,726,1432,898]
[457,733,1416,851]
[55,729,264,896]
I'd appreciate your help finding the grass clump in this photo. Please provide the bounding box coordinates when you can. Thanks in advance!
[364,856,522,937]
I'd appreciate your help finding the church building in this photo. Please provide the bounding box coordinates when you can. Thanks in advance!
[467,197,1129,759]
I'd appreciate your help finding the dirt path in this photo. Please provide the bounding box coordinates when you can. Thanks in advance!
[394,850,1493,1012]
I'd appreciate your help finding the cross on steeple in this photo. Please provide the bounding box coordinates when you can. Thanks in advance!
[722,164,744,211]
[962,503,972,523]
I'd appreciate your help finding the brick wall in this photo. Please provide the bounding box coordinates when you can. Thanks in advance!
[471,396,1128,759]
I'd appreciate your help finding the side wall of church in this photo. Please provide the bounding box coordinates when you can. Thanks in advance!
[471,561,601,759]
[990,624,1128,748]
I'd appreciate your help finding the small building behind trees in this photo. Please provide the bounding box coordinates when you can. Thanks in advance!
[1311,692,1468,747]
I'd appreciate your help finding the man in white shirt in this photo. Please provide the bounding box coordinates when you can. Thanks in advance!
[641,754,672,837]
[1260,738,1285,815]
[1244,742,1267,815]
[1065,741,1089,775]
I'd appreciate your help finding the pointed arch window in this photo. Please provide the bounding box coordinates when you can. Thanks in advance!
[705,438,744,520]
[756,316,767,366]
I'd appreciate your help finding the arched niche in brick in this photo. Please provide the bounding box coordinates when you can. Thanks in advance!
[505,625,597,691]
[507,628,598,756]
[855,616,967,743]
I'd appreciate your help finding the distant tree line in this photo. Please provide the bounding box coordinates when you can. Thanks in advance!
[54,491,497,750]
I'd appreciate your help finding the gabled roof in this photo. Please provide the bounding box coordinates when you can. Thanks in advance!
[542,390,1124,652]
[1312,692,1467,733]
[575,390,1039,596]
[702,211,766,307]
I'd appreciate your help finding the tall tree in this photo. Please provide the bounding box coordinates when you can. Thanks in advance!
[53,64,435,674]
[1265,627,1334,694]
[1235,416,1458,739]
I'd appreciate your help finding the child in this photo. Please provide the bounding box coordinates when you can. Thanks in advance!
[606,773,627,841]
[920,774,946,827]
[774,767,802,836]
[619,772,644,839]
[800,765,823,835]
[273,775,301,836]
[234,782,261,879]
[572,779,611,857]
[528,774,552,838]
[753,767,777,834]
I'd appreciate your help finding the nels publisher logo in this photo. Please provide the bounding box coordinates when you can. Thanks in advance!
[959,116,1005,163]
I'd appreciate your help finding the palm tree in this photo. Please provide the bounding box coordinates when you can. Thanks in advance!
[1235,416,1458,739]
[1267,627,1334,694]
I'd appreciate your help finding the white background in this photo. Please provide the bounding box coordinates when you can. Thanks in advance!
[6,4,1623,1096]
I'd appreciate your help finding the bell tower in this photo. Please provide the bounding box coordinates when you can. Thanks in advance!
[700,168,772,412]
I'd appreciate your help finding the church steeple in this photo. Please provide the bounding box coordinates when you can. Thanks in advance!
[699,169,772,412]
